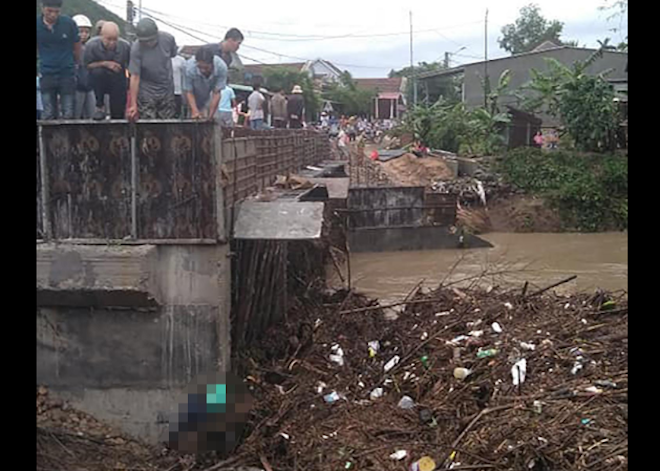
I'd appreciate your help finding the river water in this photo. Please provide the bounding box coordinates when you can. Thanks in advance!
[333,233,628,301]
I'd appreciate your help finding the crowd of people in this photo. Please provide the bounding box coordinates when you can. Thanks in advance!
[37,0,307,128]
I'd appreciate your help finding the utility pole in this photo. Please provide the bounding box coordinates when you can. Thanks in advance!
[139,0,143,21]
[444,52,450,68]
[484,8,489,108]
[410,11,417,105]
[127,0,134,25]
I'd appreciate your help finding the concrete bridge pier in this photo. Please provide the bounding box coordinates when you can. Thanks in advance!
[37,242,231,443]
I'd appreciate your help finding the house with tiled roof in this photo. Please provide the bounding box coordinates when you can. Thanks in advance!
[354,77,408,119]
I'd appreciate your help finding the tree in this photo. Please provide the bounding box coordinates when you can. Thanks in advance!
[499,4,570,55]
[521,48,620,153]
[324,71,375,117]
[599,0,628,51]
[262,68,321,121]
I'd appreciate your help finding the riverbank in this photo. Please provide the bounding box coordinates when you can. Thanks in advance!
[361,144,628,234]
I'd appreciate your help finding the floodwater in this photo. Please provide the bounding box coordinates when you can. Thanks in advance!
[331,233,628,302]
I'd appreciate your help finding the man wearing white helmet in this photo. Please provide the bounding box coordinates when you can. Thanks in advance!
[73,14,95,119]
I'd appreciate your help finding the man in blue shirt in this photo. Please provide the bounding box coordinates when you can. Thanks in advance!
[36,0,82,120]
[183,46,227,120]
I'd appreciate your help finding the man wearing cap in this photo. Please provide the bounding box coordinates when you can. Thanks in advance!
[183,46,227,120]
[37,0,82,120]
[85,22,131,120]
[287,85,305,129]
[73,15,95,119]
[127,18,178,121]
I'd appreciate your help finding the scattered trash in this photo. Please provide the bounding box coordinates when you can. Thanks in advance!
[315,382,327,394]
[581,418,593,426]
[398,395,415,409]
[420,331,429,341]
[584,386,603,395]
[280,432,290,440]
[329,344,345,366]
[511,359,527,386]
[448,335,469,345]
[533,400,543,414]
[601,300,617,311]
[594,380,618,389]
[345,461,353,469]
[390,450,408,460]
[571,359,584,375]
[435,311,451,317]
[323,391,341,404]
[454,367,472,380]
[504,302,514,310]
[368,340,380,358]
[476,348,498,359]
[410,456,437,471]
[384,355,400,372]
[419,408,434,424]
[370,388,384,400]
[420,355,430,369]
[468,330,484,337]
[492,322,503,333]
[520,342,536,351]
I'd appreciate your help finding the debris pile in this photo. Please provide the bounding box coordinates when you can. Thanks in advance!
[380,154,456,187]
[235,285,628,471]
[37,386,177,471]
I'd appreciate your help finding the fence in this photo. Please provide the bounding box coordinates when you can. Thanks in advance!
[36,122,331,243]
[221,128,330,207]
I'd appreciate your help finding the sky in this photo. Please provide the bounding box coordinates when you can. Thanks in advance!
[94,0,627,78]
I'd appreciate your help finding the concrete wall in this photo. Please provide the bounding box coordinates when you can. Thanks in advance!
[37,243,231,444]
[462,48,628,125]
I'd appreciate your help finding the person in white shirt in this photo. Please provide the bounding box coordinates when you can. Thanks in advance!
[171,51,186,118]
[247,81,265,130]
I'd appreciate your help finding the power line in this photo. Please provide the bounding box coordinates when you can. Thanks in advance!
[101,0,481,43]
[137,8,402,70]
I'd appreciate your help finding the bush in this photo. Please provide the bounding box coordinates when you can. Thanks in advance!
[498,148,628,231]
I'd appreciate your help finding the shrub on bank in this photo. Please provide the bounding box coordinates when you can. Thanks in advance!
[497,148,628,231]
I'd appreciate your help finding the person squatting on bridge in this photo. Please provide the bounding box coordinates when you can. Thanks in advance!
[84,22,131,120]
[73,14,95,119]
[37,0,82,120]
[183,46,227,121]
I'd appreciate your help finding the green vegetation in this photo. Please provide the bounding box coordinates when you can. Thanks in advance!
[498,148,627,231]
[399,70,512,155]
[324,72,375,117]
[521,49,620,153]
[499,4,577,55]
[36,0,128,33]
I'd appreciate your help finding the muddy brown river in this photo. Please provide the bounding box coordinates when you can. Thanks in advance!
[331,233,628,301]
